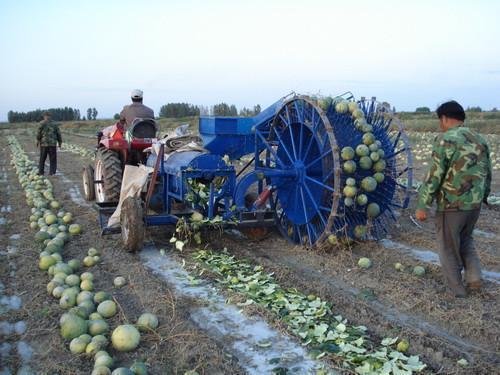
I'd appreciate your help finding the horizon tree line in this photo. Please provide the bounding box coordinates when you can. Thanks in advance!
[7,103,497,123]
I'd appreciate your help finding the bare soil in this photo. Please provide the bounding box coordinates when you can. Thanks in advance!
[2,128,499,375]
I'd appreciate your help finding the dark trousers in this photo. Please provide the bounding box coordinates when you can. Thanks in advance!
[435,209,482,295]
[39,146,57,175]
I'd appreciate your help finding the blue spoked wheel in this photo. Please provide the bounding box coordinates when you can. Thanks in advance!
[259,96,341,246]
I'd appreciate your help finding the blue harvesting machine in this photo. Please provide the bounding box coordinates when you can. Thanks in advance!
[95,93,413,251]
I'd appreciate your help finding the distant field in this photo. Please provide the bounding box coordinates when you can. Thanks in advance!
[399,111,500,134]
[1,111,498,135]
[0,117,198,137]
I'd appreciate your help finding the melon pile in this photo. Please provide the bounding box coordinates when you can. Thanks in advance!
[333,98,387,239]
[7,136,156,375]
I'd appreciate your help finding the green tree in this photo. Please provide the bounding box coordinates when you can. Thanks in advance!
[229,104,238,116]
[7,110,15,123]
[159,103,200,118]
[113,113,120,120]
[466,106,482,112]
[415,107,430,113]
[6,107,82,123]
[212,103,231,116]
[87,108,92,121]
[92,108,98,120]
[239,107,252,117]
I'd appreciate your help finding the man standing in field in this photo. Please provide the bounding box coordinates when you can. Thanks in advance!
[36,111,62,175]
[119,89,154,129]
[416,101,492,297]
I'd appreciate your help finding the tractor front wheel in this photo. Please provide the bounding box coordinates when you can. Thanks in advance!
[121,197,144,252]
[82,164,95,201]
[94,148,122,203]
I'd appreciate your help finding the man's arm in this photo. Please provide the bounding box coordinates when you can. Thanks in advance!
[119,106,127,124]
[483,144,492,204]
[416,136,451,211]
[55,125,62,146]
[36,124,43,144]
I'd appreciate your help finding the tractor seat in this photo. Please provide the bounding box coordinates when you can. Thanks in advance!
[129,118,158,139]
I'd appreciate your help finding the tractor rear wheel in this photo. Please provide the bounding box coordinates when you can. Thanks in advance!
[121,197,144,252]
[94,148,122,203]
[82,164,95,201]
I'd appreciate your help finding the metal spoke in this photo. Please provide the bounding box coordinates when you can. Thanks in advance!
[306,221,318,245]
[285,105,292,125]
[298,114,304,159]
[272,126,294,164]
[299,186,313,243]
[301,131,316,164]
[256,131,285,168]
[397,166,409,177]
[288,123,298,161]
[279,113,290,127]
[392,131,402,148]
[294,101,303,124]
[305,175,334,192]
[306,148,332,169]
[322,168,335,183]
[302,183,327,226]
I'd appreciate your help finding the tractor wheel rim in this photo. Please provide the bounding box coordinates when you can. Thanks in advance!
[83,172,90,196]
[95,160,105,202]
[122,215,129,242]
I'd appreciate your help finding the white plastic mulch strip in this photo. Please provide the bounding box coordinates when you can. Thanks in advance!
[0,229,34,375]
[141,245,335,375]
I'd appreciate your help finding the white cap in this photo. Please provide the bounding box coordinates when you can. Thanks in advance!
[131,89,143,99]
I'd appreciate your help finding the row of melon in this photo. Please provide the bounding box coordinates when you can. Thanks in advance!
[61,143,95,160]
[7,137,157,375]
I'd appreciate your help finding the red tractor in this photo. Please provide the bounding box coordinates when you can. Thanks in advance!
[82,118,158,203]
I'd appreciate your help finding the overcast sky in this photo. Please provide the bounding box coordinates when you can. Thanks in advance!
[0,0,499,121]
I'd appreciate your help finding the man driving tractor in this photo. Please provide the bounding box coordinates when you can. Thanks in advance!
[120,89,155,128]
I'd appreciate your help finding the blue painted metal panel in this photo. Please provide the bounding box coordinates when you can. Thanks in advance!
[199,98,285,159]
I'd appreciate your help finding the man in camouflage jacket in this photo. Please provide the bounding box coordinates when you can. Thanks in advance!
[36,111,62,175]
[416,101,492,297]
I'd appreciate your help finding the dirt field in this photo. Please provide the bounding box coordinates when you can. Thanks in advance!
[1,131,242,374]
[1,127,499,375]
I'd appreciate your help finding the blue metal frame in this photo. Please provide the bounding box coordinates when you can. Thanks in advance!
[144,148,236,227]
